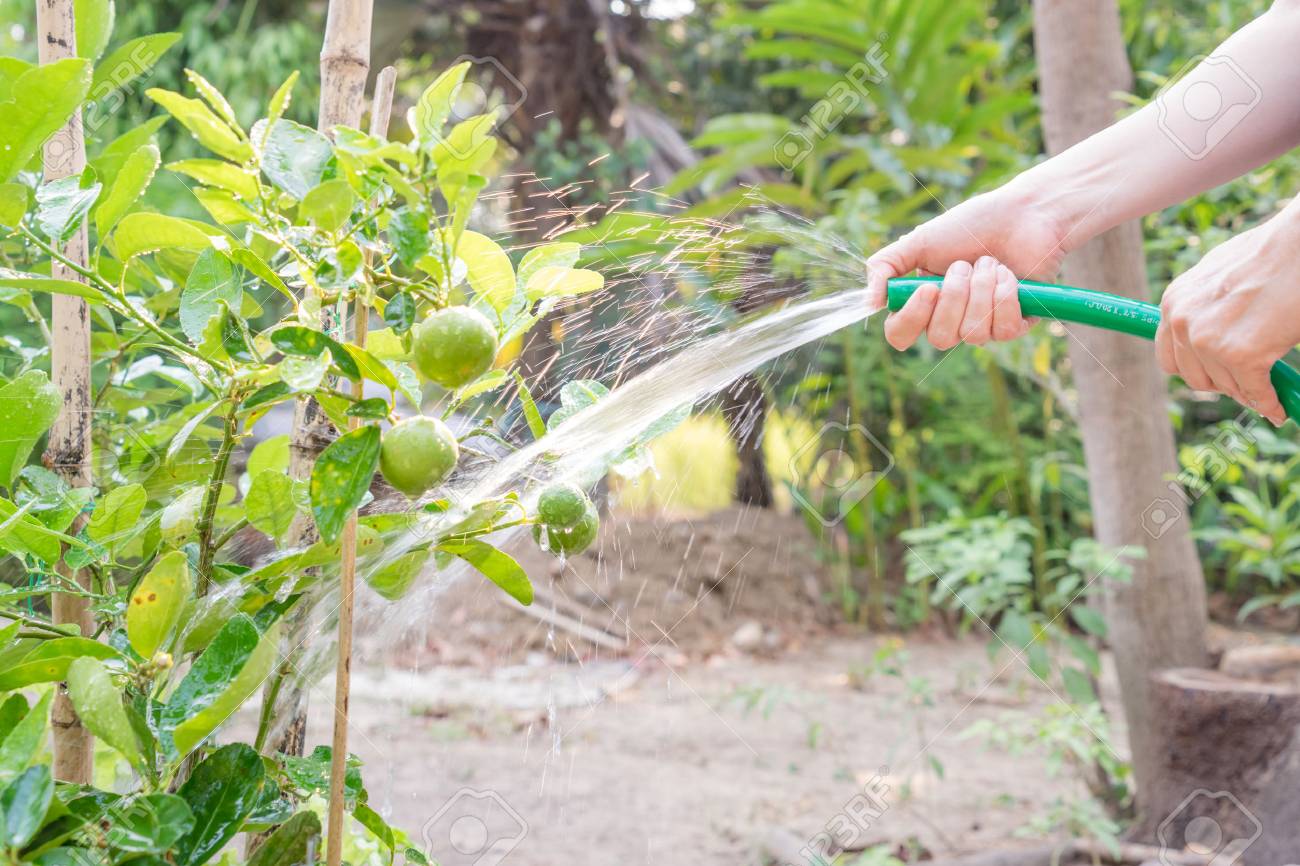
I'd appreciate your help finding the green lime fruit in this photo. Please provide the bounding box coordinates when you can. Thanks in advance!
[536,482,592,529]
[413,306,499,389]
[380,415,459,497]
[533,505,599,556]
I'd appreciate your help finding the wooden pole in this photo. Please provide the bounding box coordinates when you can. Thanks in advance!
[36,0,94,785]
[324,65,393,866]
[267,0,375,764]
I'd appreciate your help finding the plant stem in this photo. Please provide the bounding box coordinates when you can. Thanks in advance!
[196,398,241,595]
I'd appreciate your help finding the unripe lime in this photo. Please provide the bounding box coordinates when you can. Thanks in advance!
[533,504,599,556]
[380,415,459,497]
[536,482,591,529]
[413,306,499,389]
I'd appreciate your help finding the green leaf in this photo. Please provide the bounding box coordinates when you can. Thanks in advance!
[409,62,469,145]
[271,327,361,380]
[278,351,329,391]
[344,344,399,391]
[513,372,546,440]
[299,179,354,233]
[1070,606,1107,638]
[171,622,278,757]
[181,248,242,343]
[258,119,331,199]
[184,69,240,131]
[0,270,105,302]
[0,183,28,227]
[86,482,146,544]
[66,656,142,767]
[0,370,62,487]
[159,486,204,545]
[230,248,293,302]
[365,549,429,601]
[455,230,515,311]
[264,72,299,135]
[430,111,499,174]
[382,293,416,334]
[439,539,532,605]
[388,209,430,267]
[524,266,604,300]
[248,435,290,478]
[104,793,194,854]
[0,498,64,564]
[247,810,320,866]
[346,398,390,420]
[146,87,251,163]
[0,58,92,183]
[1061,667,1097,704]
[167,401,220,464]
[0,765,53,848]
[175,743,265,866]
[35,174,101,244]
[246,471,295,541]
[161,614,259,754]
[517,242,580,288]
[91,33,181,94]
[127,549,192,658]
[113,212,212,260]
[0,640,120,692]
[94,143,159,237]
[0,58,32,104]
[310,425,381,545]
[166,158,257,200]
[74,0,114,61]
[0,691,50,783]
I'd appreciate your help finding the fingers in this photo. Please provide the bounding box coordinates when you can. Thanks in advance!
[959,257,997,345]
[1200,357,1246,408]
[992,265,1030,341]
[1237,367,1287,426]
[928,260,972,350]
[883,280,940,350]
[866,231,923,312]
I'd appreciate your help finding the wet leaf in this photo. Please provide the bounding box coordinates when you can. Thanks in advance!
[438,539,532,605]
[146,88,250,163]
[175,743,264,866]
[258,119,331,199]
[524,266,604,301]
[246,810,320,866]
[365,549,429,601]
[167,158,258,200]
[0,639,120,692]
[517,242,580,289]
[455,230,514,312]
[181,248,242,343]
[113,212,212,260]
[0,58,92,183]
[126,549,191,658]
[383,292,416,333]
[161,614,259,756]
[104,793,194,854]
[0,765,53,848]
[74,0,114,61]
[66,657,142,767]
[408,62,468,146]
[0,183,27,227]
[388,209,430,267]
[86,483,146,544]
[271,327,360,380]
[171,623,278,757]
[0,369,62,487]
[299,178,354,232]
[91,33,180,94]
[245,471,295,541]
[35,173,101,244]
[310,425,381,545]
[95,143,160,237]
[0,691,50,783]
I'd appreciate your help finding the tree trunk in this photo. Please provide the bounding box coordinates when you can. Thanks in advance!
[720,374,774,507]
[37,0,93,786]
[1141,668,1300,864]
[1031,0,1208,830]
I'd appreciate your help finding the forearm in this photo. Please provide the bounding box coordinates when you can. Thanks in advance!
[1009,1,1300,249]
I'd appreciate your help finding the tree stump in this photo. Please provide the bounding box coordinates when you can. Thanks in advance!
[1139,667,1300,865]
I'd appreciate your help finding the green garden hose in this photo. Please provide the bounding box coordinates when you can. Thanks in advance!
[886,276,1300,423]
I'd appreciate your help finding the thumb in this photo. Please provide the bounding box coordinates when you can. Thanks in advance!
[867,231,923,310]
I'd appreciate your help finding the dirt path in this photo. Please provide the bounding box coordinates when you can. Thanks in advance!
[283,635,1097,865]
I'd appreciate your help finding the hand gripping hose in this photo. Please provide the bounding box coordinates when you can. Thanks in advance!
[886,276,1300,423]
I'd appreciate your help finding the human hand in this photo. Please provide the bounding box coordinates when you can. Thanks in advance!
[1155,216,1300,426]
[866,184,1070,350]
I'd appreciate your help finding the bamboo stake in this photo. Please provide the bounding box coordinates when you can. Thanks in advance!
[325,65,393,866]
[36,0,94,785]
[266,0,375,764]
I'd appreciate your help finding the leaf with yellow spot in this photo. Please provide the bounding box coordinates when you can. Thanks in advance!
[127,550,192,658]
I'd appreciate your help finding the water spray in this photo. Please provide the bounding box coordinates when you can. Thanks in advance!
[887,276,1300,422]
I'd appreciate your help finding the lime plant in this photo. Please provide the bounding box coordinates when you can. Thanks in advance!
[0,7,623,861]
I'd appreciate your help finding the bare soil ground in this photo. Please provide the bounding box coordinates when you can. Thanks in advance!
[236,507,1134,865]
